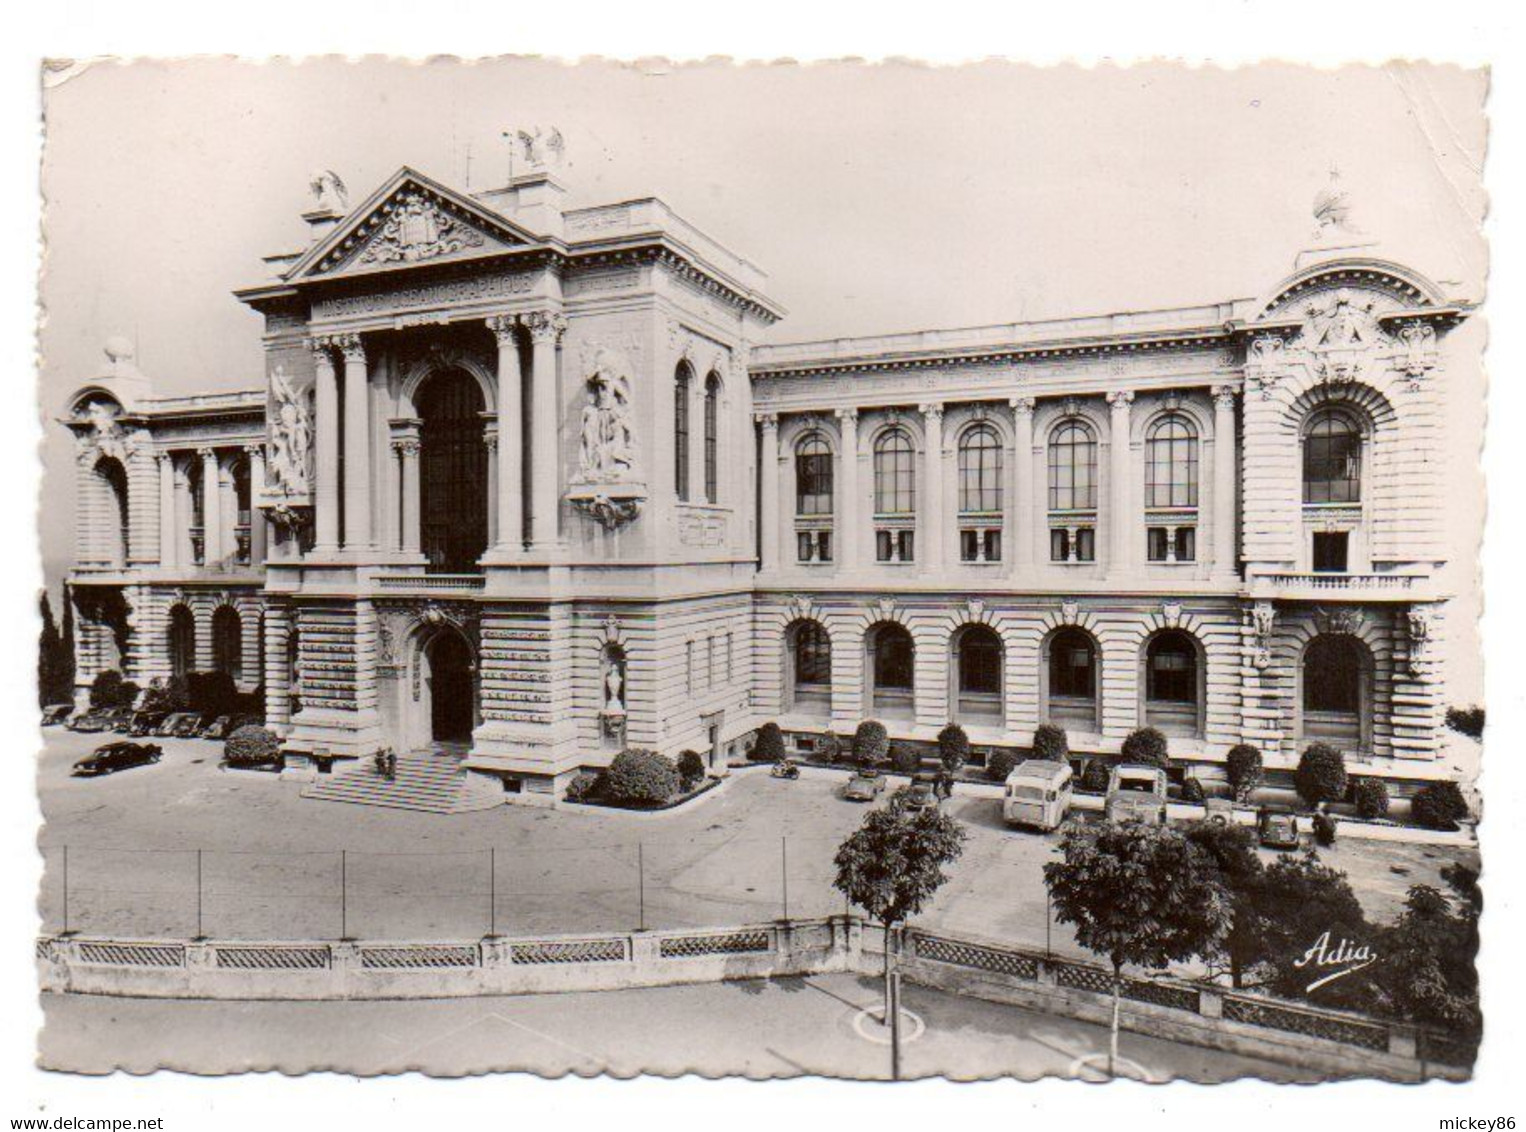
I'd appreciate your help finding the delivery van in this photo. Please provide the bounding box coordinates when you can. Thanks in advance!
[1002,759,1074,831]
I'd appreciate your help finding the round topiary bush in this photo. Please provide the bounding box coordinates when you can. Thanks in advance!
[1181,776,1206,805]
[603,748,681,807]
[223,724,281,768]
[677,749,706,790]
[1226,744,1263,802]
[819,731,845,762]
[1411,780,1470,830]
[89,670,125,710]
[1353,777,1390,820]
[1031,723,1069,761]
[1312,811,1338,846]
[1121,727,1170,768]
[1080,758,1112,794]
[937,722,970,773]
[891,741,921,775]
[986,747,1019,782]
[1295,742,1349,810]
[751,721,786,763]
[564,771,601,803]
[852,720,890,766]
[117,680,142,710]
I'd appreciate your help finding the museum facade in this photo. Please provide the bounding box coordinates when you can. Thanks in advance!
[60,159,1469,800]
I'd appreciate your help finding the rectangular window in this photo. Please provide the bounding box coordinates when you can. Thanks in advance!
[1176,526,1196,562]
[1148,526,1169,562]
[797,530,833,563]
[877,529,914,563]
[1050,528,1070,562]
[1076,527,1095,562]
[817,531,832,562]
[961,528,1002,563]
[1312,531,1349,573]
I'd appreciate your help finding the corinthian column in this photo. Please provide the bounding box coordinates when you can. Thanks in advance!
[393,436,421,556]
[200,447,223,567]
[157,451,177,568]
[758,413,780,572]
[488,314,523,556]
[920,403,945,570]
[337,333,372,551]
[1107,390,1134,574]
[310,340,340,553]
[1212,385,1239,580]
[1009,397,1035,575]
[836,407,859,570]
[525,311,567,552]
[246,443,267,566]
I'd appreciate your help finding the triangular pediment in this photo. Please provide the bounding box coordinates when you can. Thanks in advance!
[287,167,540,282]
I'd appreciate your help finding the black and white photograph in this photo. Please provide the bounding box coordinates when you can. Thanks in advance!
[6,7,1520,1125]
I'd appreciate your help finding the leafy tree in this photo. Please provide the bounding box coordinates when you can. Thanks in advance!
[751,721,786,763]
[1256,851,1372,1010]
[834,799,967,1021]
[852,720,889,766]
[1181,776,1206,805]
[1371,874,1480,1039]
[1312,811,1338,846]
[1120,727,1170,768]
[1031,723,1069,761]
[1044,820,1232,1075]
[1226,744,1263,802]
[1444,706,1485,739]
[890,741,921,774]
[37,591,72,708]
[89,670,125,710]
[1411,781,1470,830]
[602,748,680,806]
[1078,758,1111,794]
[936,723,970,774]
[1184,819,1265,988]
[1295,743,1348,810]
[60,583,76,699]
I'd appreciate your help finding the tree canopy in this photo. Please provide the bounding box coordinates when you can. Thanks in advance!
[833,801,967,929]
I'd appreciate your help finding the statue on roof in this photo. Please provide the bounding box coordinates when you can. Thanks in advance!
[512,126,565,172]
[308,169,349,215]
[1312,166,1363,242]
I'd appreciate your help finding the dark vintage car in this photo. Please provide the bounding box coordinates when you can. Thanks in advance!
[200,715,238,740]
[72,741,163,778]
[107,707,136,733]
[169,713,204,738]
[899,774,941,814]
[1203,797,1236,826]
[1257,808,1301,851]
[66,710,115,734]
[40,704,73,727]
[128,710,170,737]
[843,768,887,802]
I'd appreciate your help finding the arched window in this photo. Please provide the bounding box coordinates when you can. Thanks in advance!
[187,458,206,565]
[1145,415,1199,508]
[866,622,915,718]
[788,620,832,714]
[167,605,195,678]
[795,434,833,516]
[1303,634,1370,748]
[674,363,693,501]
[212,606,242,685]
[93,457,129,567]
[417,369,489,573]
[874,428,916,515]
[1048,420,1097,511]
[1144,630,1201,736]
[1303,408,1362,504]
[958,424,1003,513]
[1045,627,1098,731]
[703,373,721,504]
[954,625,1003,723]
[231,455,253,565]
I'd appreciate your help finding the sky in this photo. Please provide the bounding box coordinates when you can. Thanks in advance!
[35,58,1489,697]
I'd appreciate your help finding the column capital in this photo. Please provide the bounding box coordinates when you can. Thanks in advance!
[756,412,780,432]
[391,436,421,459]
[1009,396,1037,417]
[835,405,859,424]
[243,442,265,459]
[523,310,568,345]
[154,449,173,466]
[305,336,335,362]
[486,313,519,344]
[1212,385,1239,411]
[333,333,366,363]
[919,402,945,422]
[1107,389,1135,410]
[197,445,219,462]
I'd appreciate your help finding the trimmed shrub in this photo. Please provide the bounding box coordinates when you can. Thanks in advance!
[564,771,601,803]
[117,680,142,709]
[1121,726,1170,768]
[1352,777,1390,820]
[937,722,970,773]
[1032,722,1070,762]
[1226,744,1263,802]
[1079,758,1112,794]
[1411,781,1470,831]
[677,749,706,790]
[223,724,281,768]
[891,741,921,775]
[1181,776,1206,805]
[1312,811,1338,846]
[752,721,786,763]
[188,670,238,718]
[852,720,890,766]
[89,670,125,710]
[986,747,1020,782]
[819,731,845,763]
[1295,743,1349,810]
[603,748,681,806]
[165,675,191,711]
[1446,706,1485,739]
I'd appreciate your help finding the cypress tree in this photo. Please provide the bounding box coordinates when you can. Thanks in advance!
[37,591,65,707]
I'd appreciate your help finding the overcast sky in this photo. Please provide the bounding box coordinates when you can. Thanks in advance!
[36,59,1488,696]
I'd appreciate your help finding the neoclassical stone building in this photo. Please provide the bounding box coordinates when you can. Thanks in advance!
[60,159,1470,800]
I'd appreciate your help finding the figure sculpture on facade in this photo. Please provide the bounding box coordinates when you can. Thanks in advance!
[268,366,313,497]
[307,169,349,214]
[513,126,565,172]
[577,346,638,483]
[604,658,626,714]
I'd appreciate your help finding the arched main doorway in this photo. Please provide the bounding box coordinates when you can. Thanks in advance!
[417,369,489,573]
[422,629,475,743]
[1302,633,1371,749]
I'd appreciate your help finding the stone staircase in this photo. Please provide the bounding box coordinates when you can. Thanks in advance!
[301,747,503,814]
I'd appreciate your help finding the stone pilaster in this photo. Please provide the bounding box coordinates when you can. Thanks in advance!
[836,408,859,570]
[245,444,268,566]
[487,314,524,557]
[1009,397,1035,574]
[1107,390,1134,575]
[1212,385,1238,580]
[524,311,567,552]
[920,403,945,571]
[157,452,177,568]
[310,339,341,554]
[758,413,780,572]
[337,333,372,551]
[200,447,223,567]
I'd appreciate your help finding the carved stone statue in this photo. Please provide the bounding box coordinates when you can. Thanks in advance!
[1312,167,1363,241]
[577,346,638,482]
[308,169,349,214]
[268,366,313,496]
[513,126,565,171]
[603,651,626,713]
[79,398,127,461]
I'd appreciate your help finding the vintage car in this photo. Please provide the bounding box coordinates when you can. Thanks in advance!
[1003,759,1074,831]
[66,710,115,734]
[200,715,238,741]
[40,704,73,727]
[899,773,942,814]
[72,741,163,778]
[1104,764,1169,824]
[843,768,887,802]
[128,710,170,737]
[1257,808,1302,851]
[1203,796,1236,826]
[167,713,203,738]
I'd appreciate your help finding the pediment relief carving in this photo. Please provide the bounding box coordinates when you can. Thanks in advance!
[307,183,522,277]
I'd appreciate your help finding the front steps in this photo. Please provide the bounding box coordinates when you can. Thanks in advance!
[301,747,503,814]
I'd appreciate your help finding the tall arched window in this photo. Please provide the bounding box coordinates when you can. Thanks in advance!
[788,620,832,713]
[1303,634,1370,748]
[873,427,916,563]
[954,624,1003,723]
[674,363,693,501]
[1146,415,1198,508]
[231,455,253,565]
[93,457,129,567]
[1045,627,1098,730]
[187,458,206,565]
[417,369,489,573]
[794,433,834,564]
[958,423,1004,563]
[703,373,721,504]
[1303,408,1362,504]
[1143,630,1201,736]
[866,622,915,718]
[1047,420,1097,562]
[167,605,195,678]
[212,606,243,685]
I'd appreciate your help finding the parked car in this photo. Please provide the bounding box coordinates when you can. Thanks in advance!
[72,741,163,778]
[67,710,114,734]
[900,773,941,814]
[155,712,193,737]
[1104,764,1169,824]
[201,715,237,741]
[843,768,887,802]
[1003,758,1074,831]
[1257,807,1301,851]
[1203,796,1235,826]
[128,710,170,737]
[167,713,203,738]
[40,704,72,727]
[107,707,136,733]
[770,758,801,780]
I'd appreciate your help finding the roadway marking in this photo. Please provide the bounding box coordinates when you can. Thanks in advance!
[1066,1051,1161,1083]
[851,1005,926,1045]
